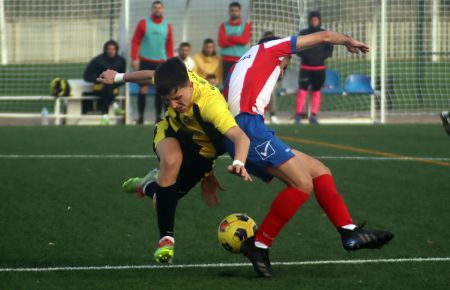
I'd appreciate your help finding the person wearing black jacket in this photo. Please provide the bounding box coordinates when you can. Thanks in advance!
[83,40,126,124]
[296,11,333,124]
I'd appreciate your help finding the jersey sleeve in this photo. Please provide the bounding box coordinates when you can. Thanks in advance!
[262,35,298,58]
[201,91,237,135]
[131,19,146,60]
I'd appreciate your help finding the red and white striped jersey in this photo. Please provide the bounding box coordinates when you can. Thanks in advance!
[224,36,298,117]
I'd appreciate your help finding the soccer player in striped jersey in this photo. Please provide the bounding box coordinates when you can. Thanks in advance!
[97,58,252,263]
[223,31,394,278]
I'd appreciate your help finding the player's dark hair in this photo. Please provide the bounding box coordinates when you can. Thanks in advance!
[154,58,189,97]
[152,1,163,7]
[179,42,191,48]
[258,35,281,45]
[262,31,274,38]
[229,2,241,9]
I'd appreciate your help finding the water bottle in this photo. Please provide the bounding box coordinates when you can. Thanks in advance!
[41,107,49,126]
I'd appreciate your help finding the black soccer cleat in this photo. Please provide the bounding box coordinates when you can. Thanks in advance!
[338,224,394,251]
[240,236,273,278]
[440,111,450,136]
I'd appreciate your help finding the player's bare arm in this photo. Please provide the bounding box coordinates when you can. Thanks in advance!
[223,126,252,182]
[96,69,155,85]
[297,31,369,54]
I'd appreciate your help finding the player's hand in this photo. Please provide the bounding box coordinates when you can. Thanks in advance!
[200,172,225,207]
[345,38,369,54]
[227,163,253,182]
[132,60,140,70]
[96,69,117,85]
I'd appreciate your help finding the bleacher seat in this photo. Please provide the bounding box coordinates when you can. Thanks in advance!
[321,70,344,95]
[344,74,374,94]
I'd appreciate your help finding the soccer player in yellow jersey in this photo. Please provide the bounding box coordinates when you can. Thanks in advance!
[97,58,251,263]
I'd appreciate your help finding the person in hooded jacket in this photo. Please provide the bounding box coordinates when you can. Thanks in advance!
[83,40,126,123]
[295,11,333,124]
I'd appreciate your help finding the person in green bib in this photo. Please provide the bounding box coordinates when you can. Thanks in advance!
[131,1,174,125]
[218,2,251,81]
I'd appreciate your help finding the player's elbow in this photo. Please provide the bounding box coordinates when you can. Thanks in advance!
[321,31,334,45]
[228,126,250,148]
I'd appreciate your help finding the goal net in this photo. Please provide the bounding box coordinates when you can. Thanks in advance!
[251,0,450,123]
[1,0,448,124]
[0,0,122,124]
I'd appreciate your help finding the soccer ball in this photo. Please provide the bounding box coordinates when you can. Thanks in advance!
[217,213,257,254]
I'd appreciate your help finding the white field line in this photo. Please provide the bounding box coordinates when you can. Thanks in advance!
[1,257,449,273]
[0,154,450,162]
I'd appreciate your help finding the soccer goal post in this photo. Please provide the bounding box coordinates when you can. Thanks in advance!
[0,0,448,125]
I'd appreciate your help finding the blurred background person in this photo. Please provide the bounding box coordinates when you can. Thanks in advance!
[177,42,195,70]
[193,38,222,85]
[295,11,333,124]
[218,2,251,80]
[83,40,126,125]
[131,0,174,124]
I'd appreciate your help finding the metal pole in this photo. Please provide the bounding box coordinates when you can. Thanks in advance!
[124,0,130,124]
[54,97,61,126]
[109,0,114,40]
[0,0,8,65]
[416,0,425,105]
[380,0,386,123]
[182,0,191,42]
[431,0,439,62]
[370,8,378,122]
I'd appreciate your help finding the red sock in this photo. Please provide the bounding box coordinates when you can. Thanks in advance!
[295,90,308,114]
[255,187,309,247]
[313,174,353,227]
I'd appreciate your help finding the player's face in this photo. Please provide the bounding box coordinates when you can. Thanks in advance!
[152,3,163,17]
[106,44,117,58]
[178,46,191,60]
[229,6,241,20]
[163,82,193,113]
[309,17,320,28]
[203,42,215,56]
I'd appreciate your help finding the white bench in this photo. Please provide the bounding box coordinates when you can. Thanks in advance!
[64,79,125,125]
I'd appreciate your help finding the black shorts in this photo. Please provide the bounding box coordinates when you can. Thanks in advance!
[298,69,326,91]
[153,123,215,198]
[138,61,160,89]
[139,61,160,71]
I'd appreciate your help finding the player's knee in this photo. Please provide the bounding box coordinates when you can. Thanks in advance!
[316,160,331,176]
[159,152,182,175]
[291,178,313,194]
[299,82,309,91]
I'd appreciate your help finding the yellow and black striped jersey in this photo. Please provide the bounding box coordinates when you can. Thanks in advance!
[154,71,237,158]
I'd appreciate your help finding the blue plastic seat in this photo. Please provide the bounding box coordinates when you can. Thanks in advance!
[344,74,374,94]
[129,83,155,96]
[321,70,344,95]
